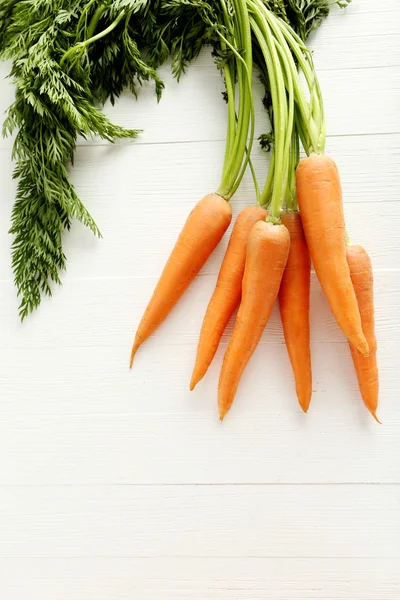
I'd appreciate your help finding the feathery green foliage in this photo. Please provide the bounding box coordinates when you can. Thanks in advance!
[284,0,351,40]
[1,0,160,319]
[148,0,227,79]
[87,7,164,104]
[0,0,351,318]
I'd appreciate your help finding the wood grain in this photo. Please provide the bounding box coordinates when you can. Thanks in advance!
[0,0,399,596]
[0,485,399,558]
[1,558,399,600]
[0,135,399,281]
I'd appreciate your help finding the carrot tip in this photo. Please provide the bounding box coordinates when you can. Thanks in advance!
[297,392,311,414]
[371,411,382,425]
[129,344,139,369]
[219,407,227,421]
[189,374,198,392]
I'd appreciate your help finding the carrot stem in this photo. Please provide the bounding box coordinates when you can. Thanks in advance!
[87,3,109,39]
[219,0,237,187]
[61,11,125,66]
[276,17,325,153]
[259,148,274,208]
[286,128,300,211]
[250,6,291,221]
[75,0,99,41]
[217,0,254,199]
[221,64,237,188]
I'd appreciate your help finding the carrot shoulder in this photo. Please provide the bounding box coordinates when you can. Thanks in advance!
[130,194,232,366]
[296,154,368,356]
[190,205,268,390]
[218,221,290,420]
[278,211,312,412]
[346,244,380,422]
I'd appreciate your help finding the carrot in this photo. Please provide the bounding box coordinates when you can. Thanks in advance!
[190,205,268,390]
[218,220,290,420]
[130,2,255,368]
[346,244,380,422]
[130,194,232,366]
[278,211,311,412]
[296,154,369,356]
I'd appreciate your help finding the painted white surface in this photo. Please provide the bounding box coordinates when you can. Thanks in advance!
[1,0,400,597]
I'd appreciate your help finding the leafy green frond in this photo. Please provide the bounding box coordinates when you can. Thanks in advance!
[1,0,144,317]
[147,0,223,77]
[259,132,274,151]
[283,0,348,40]
[0,0,350,317]
[108,0,150,18]
[9,188,69,321]
[89,19,164,104]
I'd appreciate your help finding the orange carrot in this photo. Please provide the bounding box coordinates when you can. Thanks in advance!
[296,154,369,356]
[130,194,232,366]
[278,211,311,412]
[190,205,268,390]
[218,220,290,420]
[346,244,380,422]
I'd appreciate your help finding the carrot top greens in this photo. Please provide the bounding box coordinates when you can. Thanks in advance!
[0,0,350,317]
[250,0,328,219]
[0,0,160,319]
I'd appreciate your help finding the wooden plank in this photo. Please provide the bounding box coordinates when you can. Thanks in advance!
[0,333,398,485]
[311,33,400,71]
[0,57,399,152]
[311,0,400,39]
[100,62,400,139]
[1,557,399,600]
[0,132,398,281]
[0,269,397,346]
[0,391,398,485]
[0,485,399,558]
[0,2,399,591]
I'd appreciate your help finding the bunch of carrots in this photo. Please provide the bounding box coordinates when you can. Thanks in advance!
[130,0,379,423]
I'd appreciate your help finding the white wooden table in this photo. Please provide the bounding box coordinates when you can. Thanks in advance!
[1,1,399,597]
